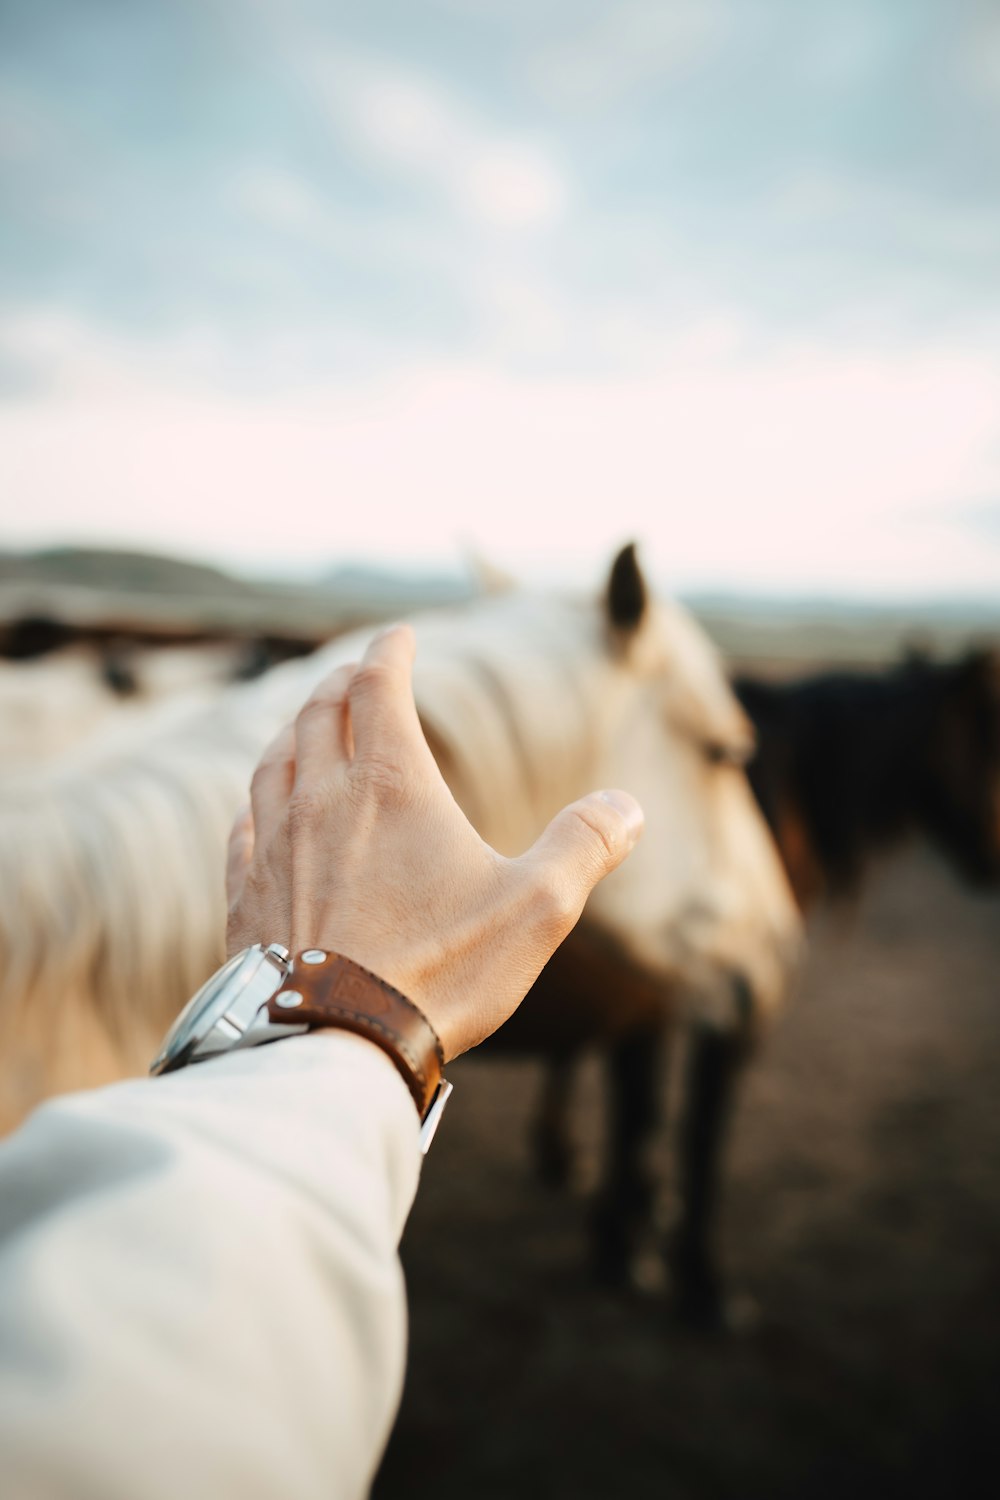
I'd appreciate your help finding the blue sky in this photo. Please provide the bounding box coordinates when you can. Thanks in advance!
[1,0,999,596]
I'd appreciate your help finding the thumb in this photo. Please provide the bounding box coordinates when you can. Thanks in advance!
[521,788,644,928]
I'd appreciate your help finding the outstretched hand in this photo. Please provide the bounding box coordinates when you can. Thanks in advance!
[226,624,644,1061]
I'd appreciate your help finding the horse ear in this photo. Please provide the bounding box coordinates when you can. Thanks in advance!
[606,543,647,632]
[463,548,517,596]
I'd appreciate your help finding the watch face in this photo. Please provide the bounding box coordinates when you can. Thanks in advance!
[150,948,263,1074]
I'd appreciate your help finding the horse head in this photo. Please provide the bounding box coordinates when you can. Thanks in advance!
[410,543,802,1034]
[587,544,801,1031]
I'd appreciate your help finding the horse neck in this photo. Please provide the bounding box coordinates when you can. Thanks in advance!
[411,599,609,855]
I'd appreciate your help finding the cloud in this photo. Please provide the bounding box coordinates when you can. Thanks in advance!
[306,52,569,230]
[0,308,226,399]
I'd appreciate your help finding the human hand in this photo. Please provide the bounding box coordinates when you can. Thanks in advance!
[226,624,644,1061]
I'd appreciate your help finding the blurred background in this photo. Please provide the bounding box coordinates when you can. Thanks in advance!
[2,2,1000,1497]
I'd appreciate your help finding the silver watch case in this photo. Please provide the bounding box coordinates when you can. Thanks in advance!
[150,943,303,1075]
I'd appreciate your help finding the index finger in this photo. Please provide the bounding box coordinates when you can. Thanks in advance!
[293,661,357,791]
[346,623,423,760]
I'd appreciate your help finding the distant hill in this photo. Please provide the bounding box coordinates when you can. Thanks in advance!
[0,546,257,598]
[0,546,474,642]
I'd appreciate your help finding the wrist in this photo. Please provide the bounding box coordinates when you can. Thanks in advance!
[153,944,453,1153]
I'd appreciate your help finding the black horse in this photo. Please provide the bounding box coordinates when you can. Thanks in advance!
[735,651,1000,903]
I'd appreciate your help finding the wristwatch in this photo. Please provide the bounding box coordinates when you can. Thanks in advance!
[150,943,453,1153]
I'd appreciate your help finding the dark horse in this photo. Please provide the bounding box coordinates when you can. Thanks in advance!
[735,652,1000,904]
[523,645,1000,1328]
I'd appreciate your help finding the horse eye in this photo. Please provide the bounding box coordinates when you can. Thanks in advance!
[704,740,751,768]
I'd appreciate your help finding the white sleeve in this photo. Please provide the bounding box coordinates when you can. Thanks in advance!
[0,1032,423,1500]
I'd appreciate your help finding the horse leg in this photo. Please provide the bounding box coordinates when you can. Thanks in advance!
[532,1055,579,1189]
[591,1023,668,1289]
[668,1020,754,1329]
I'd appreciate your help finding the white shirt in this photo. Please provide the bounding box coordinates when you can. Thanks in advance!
[0,1034,422,1500]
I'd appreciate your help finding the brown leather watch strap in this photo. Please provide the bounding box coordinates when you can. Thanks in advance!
[267,950,444,1118]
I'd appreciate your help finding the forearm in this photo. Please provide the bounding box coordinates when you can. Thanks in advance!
[0,1034,421,1500]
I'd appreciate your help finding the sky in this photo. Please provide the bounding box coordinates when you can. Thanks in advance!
[1,0,999,598]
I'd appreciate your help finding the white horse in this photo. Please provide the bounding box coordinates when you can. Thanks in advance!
[0,547,802,1313]
[0,641,267,770]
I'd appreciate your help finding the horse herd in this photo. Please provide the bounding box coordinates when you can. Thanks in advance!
[2,544,999,1329]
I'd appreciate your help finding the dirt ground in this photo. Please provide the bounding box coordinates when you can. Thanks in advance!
[375,845,1000,1499]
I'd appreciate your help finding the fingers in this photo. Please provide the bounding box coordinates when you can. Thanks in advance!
[249,721,296,851]
[347,624,424,763]
[225,803,254,909]
[293,662,357,791]
[521,788,645,932]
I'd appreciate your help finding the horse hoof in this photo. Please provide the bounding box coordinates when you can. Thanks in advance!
[624,1247,669,1297]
